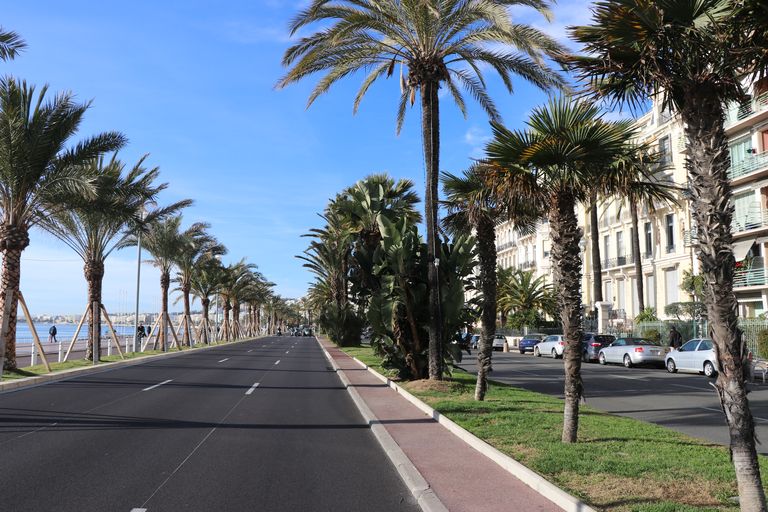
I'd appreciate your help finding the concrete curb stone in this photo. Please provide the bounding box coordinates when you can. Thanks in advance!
[316,339,448,512]
[0,337,260,395]
[348,355,597,512]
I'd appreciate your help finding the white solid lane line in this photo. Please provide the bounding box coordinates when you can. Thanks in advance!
[218,358,229,363]
[130,509,147,512]
[274,360,280,365]
[142,379,173,392]
[245,382,260,395]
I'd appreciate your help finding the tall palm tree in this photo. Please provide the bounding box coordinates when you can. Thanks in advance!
[0,27,25,61]
[219,261,256,341]
[570,4,766,505]
[174,232,225,346]
[279,0,565,379]
[486,97,638,443]
[588,193,604,305]
[0,78,125,370]
[189,257,226,344]
[39,154,188,360]
[442,164,537,400]
[127,217,205,351]
[498,269,557,330]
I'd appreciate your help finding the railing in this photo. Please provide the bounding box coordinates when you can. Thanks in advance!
[518,260,536,270]
[684,228,698,246]
[729,151,768,181]
[726,92,768,126]
[601,254,647,269]
[734,267,768,288]
[496,241,516,252]
[733,209,768,233]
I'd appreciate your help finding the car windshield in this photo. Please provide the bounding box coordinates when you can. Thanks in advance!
[624,338,661,346]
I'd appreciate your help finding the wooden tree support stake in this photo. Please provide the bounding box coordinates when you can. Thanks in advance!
[17,292,51,372]
[63,303,90,362]
[100,305,125,359]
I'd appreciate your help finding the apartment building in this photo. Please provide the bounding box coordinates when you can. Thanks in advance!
[494,79,768,322]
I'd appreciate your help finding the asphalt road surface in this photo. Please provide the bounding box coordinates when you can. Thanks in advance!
[459,350,768,454]
[0,337,419,512]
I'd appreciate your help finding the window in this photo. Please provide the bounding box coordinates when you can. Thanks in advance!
[698,340,713,351]
[604,280,611,302]
[679,340,697,352]
[616,231,624,264]
[665,268,679,305]
[617,280,625,311]
[630,227,636,261]
[659,136,672,166]
[665,214,675,253]
[733,191,757,231]
[603,235,610,263]
[644,222,653,257]
[646,274,656,308]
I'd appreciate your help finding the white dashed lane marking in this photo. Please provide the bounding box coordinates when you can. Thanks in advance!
[274,360,280,365]
[142,380,172,392]
[218,358,229,363]
[245,382,260,395]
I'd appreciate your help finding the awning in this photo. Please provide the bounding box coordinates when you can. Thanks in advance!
[733,239,756,261]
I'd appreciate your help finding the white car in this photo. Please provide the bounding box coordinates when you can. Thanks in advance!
[598,337,666,367]
[534,335,565,359]
[665,338,718,378]
[492,334,508,351]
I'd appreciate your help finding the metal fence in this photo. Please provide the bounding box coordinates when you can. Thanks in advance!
[635,319,768,356]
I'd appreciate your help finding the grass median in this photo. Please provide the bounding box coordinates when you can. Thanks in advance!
[342,344,768,512]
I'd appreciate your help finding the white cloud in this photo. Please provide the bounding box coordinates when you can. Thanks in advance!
[464,125,492,159]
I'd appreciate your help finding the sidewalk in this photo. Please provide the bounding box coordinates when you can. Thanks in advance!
[319,338,563,512]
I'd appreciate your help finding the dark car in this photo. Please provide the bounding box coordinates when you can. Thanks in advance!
[581,333,616,362]
[303,327,313,336]
[518,334,545,354]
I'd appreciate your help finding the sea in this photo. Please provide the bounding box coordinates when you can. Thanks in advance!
[14,322,137,344]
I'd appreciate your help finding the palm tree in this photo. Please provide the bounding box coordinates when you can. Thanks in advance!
[0,27,25,61]
[219,261,256,341]
[39,154,188,360]
[587,193,604,305]
[174,233,225,346]
[498,269,557,331]
[0,78,125,370]
[570,5,766,505]
[189,257,226,344]
[442,164,537,400]
[279,0,565,379]
[129,217,205,351]
[486,97,637,443]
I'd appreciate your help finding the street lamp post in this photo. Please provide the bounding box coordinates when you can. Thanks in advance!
[132,227,142,353]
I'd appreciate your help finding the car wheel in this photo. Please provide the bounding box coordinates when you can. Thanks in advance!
[519,350,525,355]
[534,347,541,357]
[623,354,633,368]
[666,358,677,373]
[704,361,717,378]
[582,351,589,363]
[598,352,606,365]
[552,349,558,359]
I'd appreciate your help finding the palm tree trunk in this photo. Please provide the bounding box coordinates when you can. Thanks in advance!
[549,189,584,443]
[682,93,766,511]
[421,79,443,381]
[182,284,192,347]
[475,216,497,401]
[630,201,644,313]
[84,260,105,361]
[589,194,603,304]
[233,303,241,339]
[160,270,170,351]
[223,303,231,341]
[0,228,28,370]
[201,298,210,344]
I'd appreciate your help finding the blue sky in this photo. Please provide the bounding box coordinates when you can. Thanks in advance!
[4,0,595,315]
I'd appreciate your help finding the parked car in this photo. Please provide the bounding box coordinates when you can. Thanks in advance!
[534,334,565,358]
[598,337,666,367]
[518,334,545,354]
[492,334,508,351]
[665,338,718,377]
[303,327,313,336]
[470,334,480,349]
[581,333,616,362]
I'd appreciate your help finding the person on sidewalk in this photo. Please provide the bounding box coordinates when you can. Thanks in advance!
[48,324,57,343]
[668,325,683,350]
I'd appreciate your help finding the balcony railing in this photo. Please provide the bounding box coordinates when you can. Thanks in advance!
[684,228,698,246]
[733,209,768,233]
[726,92,768,127]
[496,241,516,252]
[729,151,768,181]
[734,267,768,288]
[518,261,536,270]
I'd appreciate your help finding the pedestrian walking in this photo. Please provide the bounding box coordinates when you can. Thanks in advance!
[48,324,57,343]
[137,323,145,341]
[669,325,683,349]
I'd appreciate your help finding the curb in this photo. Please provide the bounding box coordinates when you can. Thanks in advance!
[348,355,597,512]
[0,337,260,395]
[316,339,448,512]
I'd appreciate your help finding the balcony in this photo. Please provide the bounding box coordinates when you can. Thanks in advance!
[729,151,768,181]
[733,209,768,233]
[734,267,768,288]
[726,93,768,128]
[496,241,516,252]
[518,260,536,270]
[684,228,698,246]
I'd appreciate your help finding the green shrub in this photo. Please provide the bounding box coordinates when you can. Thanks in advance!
[643,328,662,344]
[757,329,768,359]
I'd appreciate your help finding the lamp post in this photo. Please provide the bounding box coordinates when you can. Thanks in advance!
[132,206,152,353]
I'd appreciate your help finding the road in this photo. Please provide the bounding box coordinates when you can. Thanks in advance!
[459,350,768,454]
[0,337,419,512]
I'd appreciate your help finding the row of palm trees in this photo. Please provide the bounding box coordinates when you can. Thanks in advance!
[0,28,289,370]
[281,0,767,508]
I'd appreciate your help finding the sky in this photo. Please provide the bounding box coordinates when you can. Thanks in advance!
[3,0,597,316]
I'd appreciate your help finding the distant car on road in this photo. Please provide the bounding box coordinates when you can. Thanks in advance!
[534,334,565,358]
[470,334,480,349]
[665,338,718,377]
[518,334,545,354]
[492,334,508,351]
[598,337,665,367]
[582,333,616,362]
[303,327,313,336]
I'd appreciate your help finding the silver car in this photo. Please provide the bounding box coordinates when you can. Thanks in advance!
[598,337,666,367]
[665,338,718,378]
[534,335,565,359]
[492,334,508,351]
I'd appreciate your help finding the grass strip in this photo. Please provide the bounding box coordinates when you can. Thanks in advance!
[341,345,768,512]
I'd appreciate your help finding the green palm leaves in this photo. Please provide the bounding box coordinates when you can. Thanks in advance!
[0,27,25,61]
